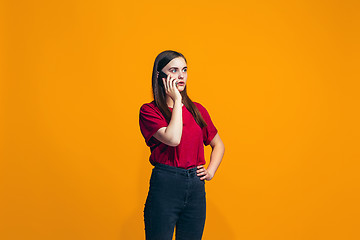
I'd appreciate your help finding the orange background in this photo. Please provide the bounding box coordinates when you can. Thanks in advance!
[1,0,360,239]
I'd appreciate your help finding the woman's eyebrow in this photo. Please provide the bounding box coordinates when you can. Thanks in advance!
[169,66,187,69]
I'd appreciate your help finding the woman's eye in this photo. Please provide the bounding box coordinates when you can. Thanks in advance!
[171,69,176,72]
[183,69,187,72]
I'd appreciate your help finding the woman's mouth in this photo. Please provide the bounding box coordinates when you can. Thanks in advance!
[177,81,185,86]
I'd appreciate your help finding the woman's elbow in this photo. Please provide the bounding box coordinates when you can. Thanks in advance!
[169,138,181,147]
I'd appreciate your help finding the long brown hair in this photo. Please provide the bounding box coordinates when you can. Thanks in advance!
[151,50,207,129]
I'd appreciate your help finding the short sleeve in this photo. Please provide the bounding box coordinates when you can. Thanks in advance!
[196,103,218,146]
[139,103,168,146]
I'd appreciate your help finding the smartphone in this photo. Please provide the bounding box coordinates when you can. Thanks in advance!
[158,70,170,87]
[158,71,178,87]
[158,70,168,80]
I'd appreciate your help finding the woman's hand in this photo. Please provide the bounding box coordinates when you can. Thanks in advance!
[162,74,182,103]
[196,165,214,181]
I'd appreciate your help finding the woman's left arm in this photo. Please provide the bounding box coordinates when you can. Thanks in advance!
[197,133,225,181]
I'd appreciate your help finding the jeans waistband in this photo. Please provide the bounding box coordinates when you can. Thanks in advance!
[154,163,198,176]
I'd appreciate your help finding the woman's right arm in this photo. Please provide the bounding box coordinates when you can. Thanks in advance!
[153,99,183,147]
[152,73,183,147]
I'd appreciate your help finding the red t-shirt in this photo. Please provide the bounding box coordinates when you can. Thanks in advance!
[139,100,218,169]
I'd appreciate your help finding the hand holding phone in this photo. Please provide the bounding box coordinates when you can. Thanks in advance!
[158,70,182,102]
[158,70,168,82]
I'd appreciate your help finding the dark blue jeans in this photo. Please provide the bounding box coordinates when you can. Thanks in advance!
[144,163,206,240]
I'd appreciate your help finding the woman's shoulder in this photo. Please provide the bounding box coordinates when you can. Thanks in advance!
[140,100,159,113]
[141,100,155,108]
[193,101,206,111]
[193,101,213,119]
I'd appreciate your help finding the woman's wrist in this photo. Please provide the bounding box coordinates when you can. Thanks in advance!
[173,99,182,107]
[207,168,215,179]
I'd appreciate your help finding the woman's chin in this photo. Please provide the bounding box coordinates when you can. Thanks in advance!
[177,85,185,91]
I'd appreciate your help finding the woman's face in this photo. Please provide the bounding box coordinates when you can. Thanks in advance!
[161,57,187,92]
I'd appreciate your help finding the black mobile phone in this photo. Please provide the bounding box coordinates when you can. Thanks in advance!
[158,70,168,87]
[158,71,177,87]
[158,70,168,80]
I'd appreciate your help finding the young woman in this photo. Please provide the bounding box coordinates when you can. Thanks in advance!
[139,50,225,240]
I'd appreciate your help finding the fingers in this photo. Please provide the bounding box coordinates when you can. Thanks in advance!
[162,78,166,89]
[162,77,170,92]
[163,75,178,93]
[197,165,204,171]
[197,165,205,172]
[172,77,177,89]
[197,165,206,177]
[197,165,212,180]
[167,74,171,90]
[170,75,177,90]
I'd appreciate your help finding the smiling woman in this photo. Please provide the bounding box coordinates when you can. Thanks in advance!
[139,50,225,240]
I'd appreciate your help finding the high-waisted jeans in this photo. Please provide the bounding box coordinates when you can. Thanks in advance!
[144,163,206,240]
